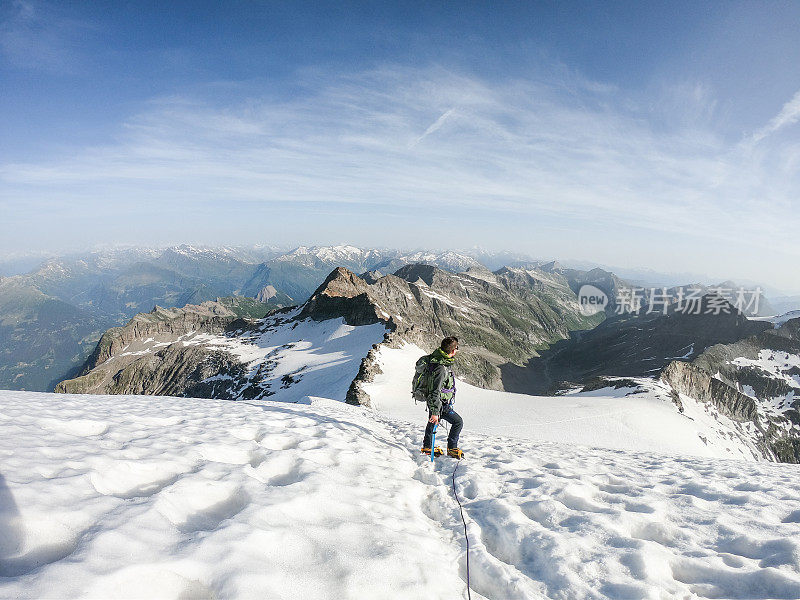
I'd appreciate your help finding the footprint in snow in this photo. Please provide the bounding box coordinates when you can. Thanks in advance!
[259,433,299,451]
[154,478,248,532]
[629,520,681,547]
[782,509,800,523]
[244,452,309,487]
[37,417,109,437]
[89,457,194,499]
[195,441,266,466]
[81,565,214,600]
[136,415,185,427]
[0,512,85,577]
[228,424,267,442]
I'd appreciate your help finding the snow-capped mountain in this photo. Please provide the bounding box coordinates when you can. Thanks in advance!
[57,263,601,400]
[0,242,790,396]
[268,245,482,277]
[660,313,800,462]
[394,250,482,273]
[57,303,386,403]
[55,265,800,462]
[273,245,384,268]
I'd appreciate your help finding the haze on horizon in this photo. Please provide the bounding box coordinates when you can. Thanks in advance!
[1,1,799,294]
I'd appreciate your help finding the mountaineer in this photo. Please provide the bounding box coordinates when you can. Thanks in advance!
[414,336,464,459]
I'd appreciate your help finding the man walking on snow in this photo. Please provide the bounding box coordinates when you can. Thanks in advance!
[419,336,464,459]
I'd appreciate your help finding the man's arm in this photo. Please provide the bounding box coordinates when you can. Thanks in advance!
[426,364,447,417]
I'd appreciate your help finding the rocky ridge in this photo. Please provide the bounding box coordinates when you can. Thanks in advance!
[56,263,602,402]
[505,295,771,395]
[301,264,604,396]
[55,298,280,397]
[659,316,800,462]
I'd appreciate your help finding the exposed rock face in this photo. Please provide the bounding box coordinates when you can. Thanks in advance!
[301,264,603,390]
[661,361,759,422]
[506,295,771,395]
[534,262,629,316]
[77,302,242,376]
[107,346,250,398]
[659,316,800,463]
[299,267,386,327]
[58,263,601,403]
[359,270,383,284]
[345,345,384,407]
[56,299,282,396]
[255,285,278,302]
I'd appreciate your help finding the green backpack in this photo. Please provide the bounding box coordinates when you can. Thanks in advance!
[411,354,436,404]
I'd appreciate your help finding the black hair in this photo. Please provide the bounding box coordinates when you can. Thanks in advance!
[440,336,459,354]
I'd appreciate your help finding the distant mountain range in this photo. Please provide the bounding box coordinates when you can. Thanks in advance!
[1,243,794,392]
[56,262,800,462]
[55,262,604,399]
[0,245,541,391]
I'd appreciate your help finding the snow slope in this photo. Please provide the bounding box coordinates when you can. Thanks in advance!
[366,344,768,461]
[1,391,799,599]
[86,308,387,403]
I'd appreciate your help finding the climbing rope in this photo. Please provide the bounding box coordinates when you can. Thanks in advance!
[451,460,472,600]
[431,414,471,597]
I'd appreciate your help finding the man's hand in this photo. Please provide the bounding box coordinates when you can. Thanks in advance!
[429,414,439,424]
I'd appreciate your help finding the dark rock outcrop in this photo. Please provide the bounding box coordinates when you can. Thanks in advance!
[301,264,603,391]
[300,267,389,327]
[659,316,800,463]
[660,361,759,422]
[505,296,771,395]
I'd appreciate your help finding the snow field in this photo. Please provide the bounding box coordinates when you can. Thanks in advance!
[385,414,800,599]
[0,392,466,599]
[366,343,767,460]
[2,390,800,599]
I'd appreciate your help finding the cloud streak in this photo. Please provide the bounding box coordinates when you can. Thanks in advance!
[752,89,800,142]
[411,107,456,147]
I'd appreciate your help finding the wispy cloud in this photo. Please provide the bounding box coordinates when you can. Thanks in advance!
[751,89,800,142]
[2,65,799,289]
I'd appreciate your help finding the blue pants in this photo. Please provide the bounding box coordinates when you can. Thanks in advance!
[423,405,463,449]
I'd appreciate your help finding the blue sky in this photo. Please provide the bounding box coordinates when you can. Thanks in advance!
[1,1,800,293]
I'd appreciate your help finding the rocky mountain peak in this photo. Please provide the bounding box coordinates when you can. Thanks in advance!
[540,260,563,272]
[299,268,383,327]
[359,270,383,284]
[255,285,278,303]
[391,263,440,286]
[311,267,371,299]
[462,264,496,283]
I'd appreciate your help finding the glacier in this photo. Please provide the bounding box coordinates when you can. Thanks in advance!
[1,385,799,599]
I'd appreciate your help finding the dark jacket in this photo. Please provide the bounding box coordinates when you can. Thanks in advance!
[425,348,456,417]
